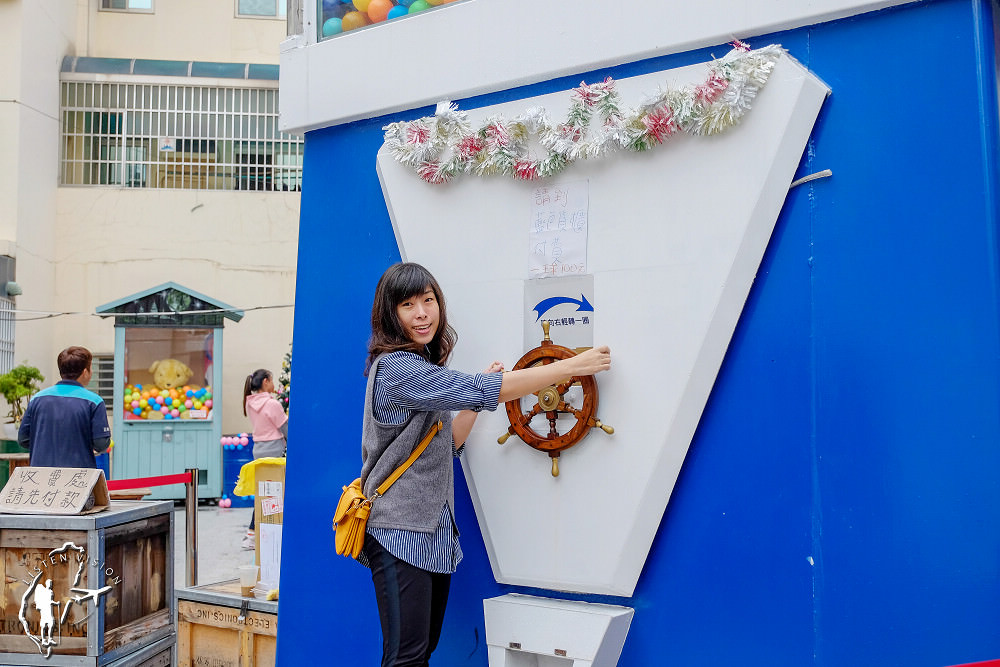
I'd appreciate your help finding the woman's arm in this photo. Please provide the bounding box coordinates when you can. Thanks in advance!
[452,410,478,449]
[269,397,289,424]
[498,345,611,403]
[452,361,505,447]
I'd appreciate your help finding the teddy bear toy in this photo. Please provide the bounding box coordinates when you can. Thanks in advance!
[123,359,213,421]
[149,358,193,390]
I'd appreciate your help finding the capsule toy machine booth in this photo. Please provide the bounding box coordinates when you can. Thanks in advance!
[96,283,243,500]
[376,47,829,665]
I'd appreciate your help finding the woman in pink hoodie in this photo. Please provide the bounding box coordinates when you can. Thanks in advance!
[241,368,288,549]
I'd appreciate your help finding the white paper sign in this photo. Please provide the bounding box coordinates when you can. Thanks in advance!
[259,480,283,498]
[528,181,589,279]
[523,274,595,350]
[260,496,282,516]
[258,523,282,587]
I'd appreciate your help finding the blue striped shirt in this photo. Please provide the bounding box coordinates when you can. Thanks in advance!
[365,351,502,574]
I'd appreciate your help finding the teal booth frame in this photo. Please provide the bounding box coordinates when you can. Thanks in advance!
[97,282,243,500]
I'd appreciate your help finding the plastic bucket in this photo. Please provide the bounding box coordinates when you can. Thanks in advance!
[95,451,111,480]
[222,435,255,507]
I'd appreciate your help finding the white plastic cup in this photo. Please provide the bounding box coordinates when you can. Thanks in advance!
[238,564,259,596]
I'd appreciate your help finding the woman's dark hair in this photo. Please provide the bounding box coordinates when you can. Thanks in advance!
[58,346,92,381]
[366,262,457,374]
[243,369,271,416]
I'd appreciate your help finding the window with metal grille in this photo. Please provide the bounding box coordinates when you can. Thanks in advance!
[0,298,13,375]
[86,355,116,404]
[60,82,303,191]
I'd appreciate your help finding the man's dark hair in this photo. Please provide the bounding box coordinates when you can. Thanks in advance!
[58,346,92,381]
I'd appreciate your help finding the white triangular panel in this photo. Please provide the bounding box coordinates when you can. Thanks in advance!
[376,53,828,596]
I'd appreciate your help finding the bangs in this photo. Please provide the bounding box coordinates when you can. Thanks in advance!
[388,263,435,304]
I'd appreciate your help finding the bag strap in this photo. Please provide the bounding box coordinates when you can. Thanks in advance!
[373,419,443,499]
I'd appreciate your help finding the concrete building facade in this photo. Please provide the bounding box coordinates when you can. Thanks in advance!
[0,0,298,437]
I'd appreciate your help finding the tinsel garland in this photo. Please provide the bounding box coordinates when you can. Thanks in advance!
[382,41,784,184]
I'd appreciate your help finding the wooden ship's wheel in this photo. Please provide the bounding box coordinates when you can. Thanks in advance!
[498,321,613,476]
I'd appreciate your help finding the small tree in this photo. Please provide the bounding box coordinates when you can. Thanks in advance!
[0,364,45,423]
[277,344,291,415]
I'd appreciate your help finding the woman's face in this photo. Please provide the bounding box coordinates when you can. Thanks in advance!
[396,286,440,346]
[260,375,274,393]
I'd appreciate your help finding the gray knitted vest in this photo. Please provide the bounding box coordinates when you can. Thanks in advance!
[359,353,456,533]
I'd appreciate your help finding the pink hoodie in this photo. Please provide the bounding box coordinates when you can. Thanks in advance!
[245,392,287,442]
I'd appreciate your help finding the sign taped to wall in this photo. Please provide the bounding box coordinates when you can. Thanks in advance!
[524,274,595,350]
[528,180,589,279]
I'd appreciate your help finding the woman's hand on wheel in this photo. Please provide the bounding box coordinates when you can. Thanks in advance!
[483,361,505,374]
[566,345,611,376]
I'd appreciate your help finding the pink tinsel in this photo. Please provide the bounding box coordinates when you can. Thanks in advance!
[381,42,782,185]
[484,123,510,148]
[418,162,448,184]
[574,77,614,108]
[695,72,729,105]
[559,124,584,142]
[406,125,430,145]
[514,161,539,181]
[574,82,599,108]
[642,109,677,144]
[457,135,485,160]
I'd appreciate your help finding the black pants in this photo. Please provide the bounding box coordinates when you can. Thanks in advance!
[363,536,452,667]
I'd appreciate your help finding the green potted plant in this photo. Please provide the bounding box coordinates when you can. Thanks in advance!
[0,364,44,441]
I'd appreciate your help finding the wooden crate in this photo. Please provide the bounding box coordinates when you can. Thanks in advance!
[176,579,278,667]
[106,633,174,667]
[0,500,174,666]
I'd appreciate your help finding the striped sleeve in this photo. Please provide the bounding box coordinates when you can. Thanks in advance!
[373,352,502,425]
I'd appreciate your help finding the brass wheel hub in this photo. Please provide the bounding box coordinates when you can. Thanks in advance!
[537,386,561,411]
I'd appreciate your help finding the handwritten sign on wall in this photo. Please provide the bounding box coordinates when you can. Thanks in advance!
[528,181,589,279]
[0,467,110,515]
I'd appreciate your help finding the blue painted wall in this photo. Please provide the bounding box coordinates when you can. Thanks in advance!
[277,1,1000,664]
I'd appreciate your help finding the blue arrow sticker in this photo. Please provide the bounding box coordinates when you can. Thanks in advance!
[533,294,594,321]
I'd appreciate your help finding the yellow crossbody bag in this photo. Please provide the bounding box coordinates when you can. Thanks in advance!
[333,420,442,559]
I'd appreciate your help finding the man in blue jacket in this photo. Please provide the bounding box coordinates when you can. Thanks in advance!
[19,346,111,468]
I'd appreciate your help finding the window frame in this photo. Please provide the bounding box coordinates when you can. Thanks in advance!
[99,0,155,14]
[87,354,117,404]
[235,0,286,19]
